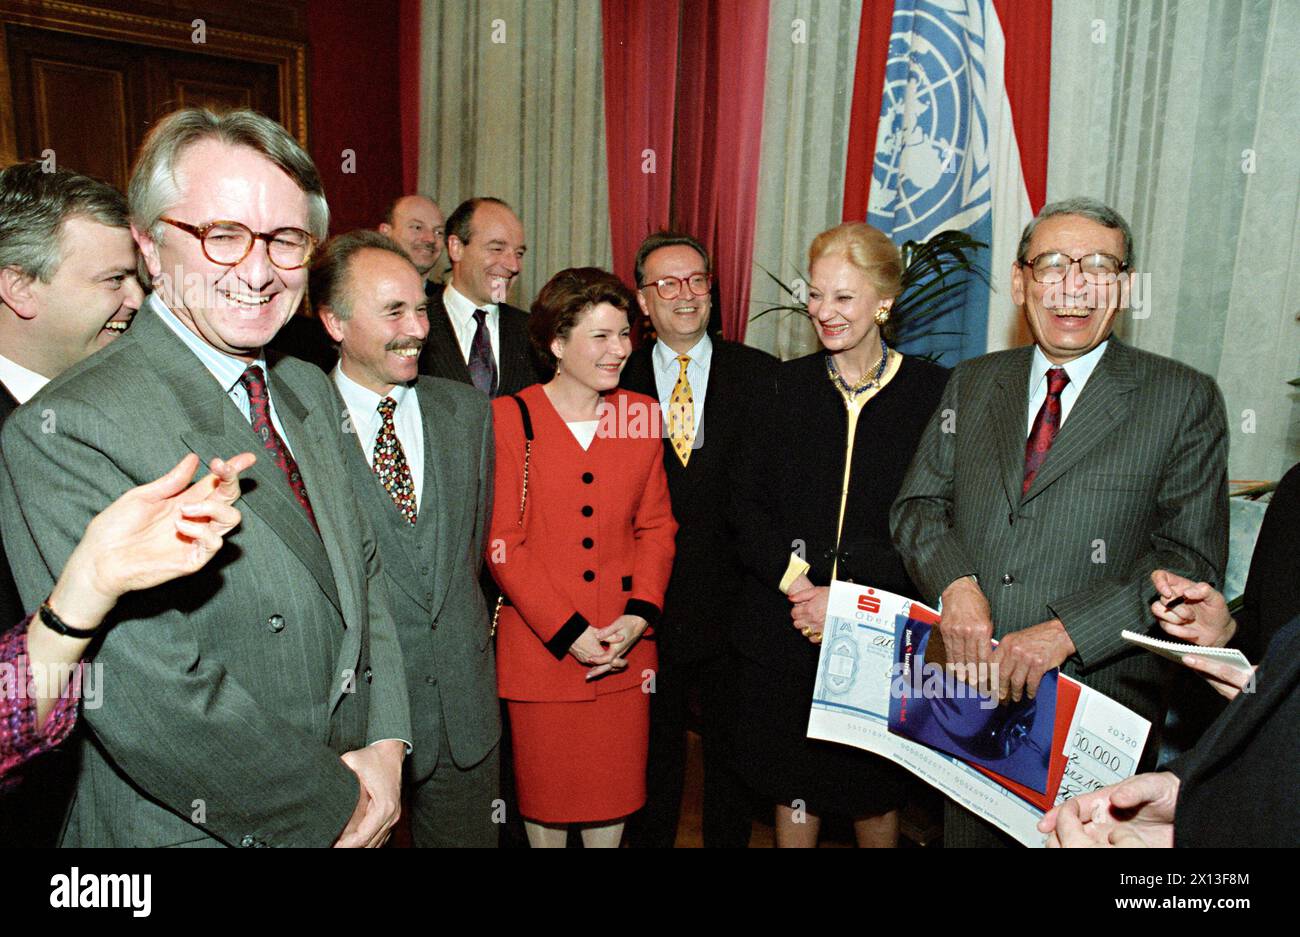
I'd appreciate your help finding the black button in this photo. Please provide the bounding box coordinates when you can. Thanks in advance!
[583,570,595,582]
[267,614,285,633]
[581,505,593,517]
[582,472,594,483]
[1002,573,1015,585]
[420,566,430,576]
[425,675,437,686]
[363,667,374,683]
[582,537,593,549]
[1008,512,1016,526]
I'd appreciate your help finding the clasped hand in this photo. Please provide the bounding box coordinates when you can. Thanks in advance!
[569,614,648,680]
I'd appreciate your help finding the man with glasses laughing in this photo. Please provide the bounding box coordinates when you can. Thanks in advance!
[621,231,776,848]
[0,107,411,848]
[892,197,1229,847]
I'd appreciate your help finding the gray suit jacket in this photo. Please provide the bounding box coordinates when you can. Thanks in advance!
[338,375,499,782]
[890,338,1228,730]
[0,305,411,847]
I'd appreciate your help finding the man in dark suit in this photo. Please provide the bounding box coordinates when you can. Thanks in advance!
[378,194,446,293]
[621,231,776,848]
[891,198,1229,847]
[314,230,501,847]
[0,162,142,845]
[0,107,411,847]
[417,197,544,397]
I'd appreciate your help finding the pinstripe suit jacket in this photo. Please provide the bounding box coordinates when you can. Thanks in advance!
[890,338,1228,729]
[416,288,544,398]
[0,305,411,847]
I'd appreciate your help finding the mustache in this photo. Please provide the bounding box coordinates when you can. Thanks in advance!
[386,339,425,352]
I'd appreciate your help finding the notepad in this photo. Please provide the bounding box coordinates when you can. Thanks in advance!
[1121,630,1253,670]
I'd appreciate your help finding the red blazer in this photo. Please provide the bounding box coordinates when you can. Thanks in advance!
[489,384,677,702]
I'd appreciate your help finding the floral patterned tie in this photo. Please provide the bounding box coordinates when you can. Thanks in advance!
[373,396,417,525]
[1023,367,1070,495]
[239,364,318,533]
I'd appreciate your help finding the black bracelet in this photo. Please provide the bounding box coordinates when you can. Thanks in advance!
[38,598,100,639]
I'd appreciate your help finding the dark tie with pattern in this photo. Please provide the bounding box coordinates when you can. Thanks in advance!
[468,308,498,396]
[239,364,319,532]
[373,396,417,525]
[1023,367,1070,495]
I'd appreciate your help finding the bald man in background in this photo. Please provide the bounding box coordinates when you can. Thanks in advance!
[380,195,446,295]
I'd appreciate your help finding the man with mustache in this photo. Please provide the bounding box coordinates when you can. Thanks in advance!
[417,197,545,397]
[379,194,446,293]
[316,230,501,847]
[891,197,1228,847]
[0,107,411,847]
[0,162,143,845]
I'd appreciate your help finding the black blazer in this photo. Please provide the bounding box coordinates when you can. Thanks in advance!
[1168,614,1300,847]
[0,384,23,630]
[733,352,949,673]
[417,287,544,398]
[621,339,778,663]
[1232,462,1300,662]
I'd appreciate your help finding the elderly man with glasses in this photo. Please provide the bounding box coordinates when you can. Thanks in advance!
[891,197,1229,848]
[0,107,411,848]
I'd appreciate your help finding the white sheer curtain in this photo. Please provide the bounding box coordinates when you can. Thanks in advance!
[1048,0,1300,481]
[747,0,863,360]
[418,0,612,307]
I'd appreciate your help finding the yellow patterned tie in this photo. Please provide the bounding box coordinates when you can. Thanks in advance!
[668,354,695,467]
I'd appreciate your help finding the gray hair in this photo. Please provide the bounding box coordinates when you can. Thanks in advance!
[0,162,129,282]
[129,108,329,251]
[308,229,415,321]
[1016,197,1135,268]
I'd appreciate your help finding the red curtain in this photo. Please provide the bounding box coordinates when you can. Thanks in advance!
[673,0,770,342]
[601,0,681,293]
[841,0,895,222]
[399,0,423,196]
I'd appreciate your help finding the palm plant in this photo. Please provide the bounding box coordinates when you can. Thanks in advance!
[752,229,989,351]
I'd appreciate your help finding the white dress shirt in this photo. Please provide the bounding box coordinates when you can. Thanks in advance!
[333,366,425,511]
[442,282,501,367]
[1026,340,1109,436]
[652,333,712,438]
[149,294,298,456]
[0,351,49,404]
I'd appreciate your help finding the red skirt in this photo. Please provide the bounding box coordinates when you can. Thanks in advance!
[507,683,649,824]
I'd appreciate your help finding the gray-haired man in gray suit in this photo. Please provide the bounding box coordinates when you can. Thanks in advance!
[0,108,411,847]
[891,198,1228,847]
[314,230,501,848]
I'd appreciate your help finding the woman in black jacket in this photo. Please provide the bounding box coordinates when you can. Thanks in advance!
[730,222,949,847]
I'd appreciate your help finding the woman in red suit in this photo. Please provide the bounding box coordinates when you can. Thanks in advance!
[489,267,676,848]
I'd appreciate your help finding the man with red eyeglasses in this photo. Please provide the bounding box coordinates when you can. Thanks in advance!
[621,231,776,848]
[0,107,411,848]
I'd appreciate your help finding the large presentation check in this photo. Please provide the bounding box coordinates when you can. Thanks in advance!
[808,582,1152,847]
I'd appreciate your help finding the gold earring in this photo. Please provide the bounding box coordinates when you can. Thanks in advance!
[874,304,891,326]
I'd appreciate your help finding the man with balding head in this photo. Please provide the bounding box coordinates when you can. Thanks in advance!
[417,196,544,397]
[315,230,500,847]
[379,194,445,292]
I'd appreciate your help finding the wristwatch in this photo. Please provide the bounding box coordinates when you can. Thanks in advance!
[38,598,100,639]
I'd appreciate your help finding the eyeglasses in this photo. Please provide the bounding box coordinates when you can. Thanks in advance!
[159,217,318,271]
[638,273,712,301]
[1022,251,1127,284]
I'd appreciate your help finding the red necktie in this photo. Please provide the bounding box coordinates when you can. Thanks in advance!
[1023,367,1070,495]
[240,364,319,532]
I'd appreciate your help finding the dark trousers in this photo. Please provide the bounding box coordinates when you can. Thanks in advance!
[408,720,500,848]
[627,648,752,848]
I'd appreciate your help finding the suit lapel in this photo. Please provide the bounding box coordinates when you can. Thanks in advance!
[1023,340,1138,502]
[988,347,1034,509]
[418,379,461,618]
[134,312,342,617]
[496,304,527,397]
[421,291,473,386]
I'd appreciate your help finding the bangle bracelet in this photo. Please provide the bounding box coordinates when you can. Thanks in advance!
[38,598,99,639]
